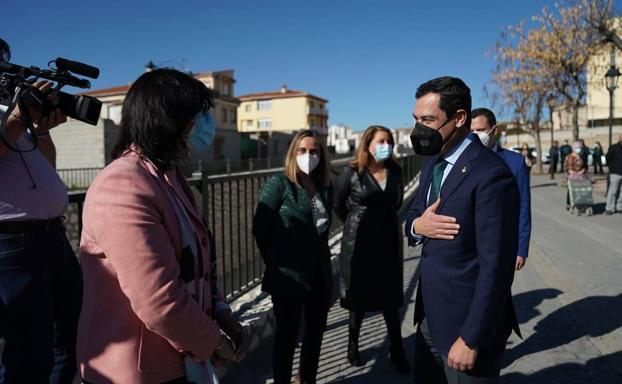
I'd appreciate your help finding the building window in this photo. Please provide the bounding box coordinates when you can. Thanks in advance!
[221,108,227,123]
[258,118,272,129]
[229,108,237,123]
[257,100,272,111]
[245,104,252,112]
[246,120,254,129]
[223,83,231,96]
[213,137,224,160]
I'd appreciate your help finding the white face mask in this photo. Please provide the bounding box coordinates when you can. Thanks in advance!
[574,147,582,154]
[296,153,320,175]
[474,130,492,148]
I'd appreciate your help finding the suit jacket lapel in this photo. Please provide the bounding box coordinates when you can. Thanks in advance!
[439,142,480,208]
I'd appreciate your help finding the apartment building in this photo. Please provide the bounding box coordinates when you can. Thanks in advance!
[237,85,329,158]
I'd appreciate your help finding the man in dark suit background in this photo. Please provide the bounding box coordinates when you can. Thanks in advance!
[549,141,560,179]
[471,108,532,271]
[406,77,520,383]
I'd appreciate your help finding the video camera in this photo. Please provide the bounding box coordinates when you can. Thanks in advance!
[0,57,102,126]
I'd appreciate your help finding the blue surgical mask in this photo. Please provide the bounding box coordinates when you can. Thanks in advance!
[189,111,215,152]
[373,143,393,161]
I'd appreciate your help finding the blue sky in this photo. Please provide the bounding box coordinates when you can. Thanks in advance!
[3,0,558,131]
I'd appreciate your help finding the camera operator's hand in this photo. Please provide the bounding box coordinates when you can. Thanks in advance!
[9,81,67,134]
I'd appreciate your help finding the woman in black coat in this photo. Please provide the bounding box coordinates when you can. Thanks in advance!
[333,125,410,373]
[253,130,333,384]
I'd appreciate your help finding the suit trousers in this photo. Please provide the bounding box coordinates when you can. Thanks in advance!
[271,280,329,384]
[550,156,559,176]
[414,318,506,384]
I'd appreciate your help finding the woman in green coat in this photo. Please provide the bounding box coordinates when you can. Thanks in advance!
[253,130,333,384]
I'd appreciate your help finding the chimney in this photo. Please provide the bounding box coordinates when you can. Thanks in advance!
[280,84,288,94]
[145,61,156,72]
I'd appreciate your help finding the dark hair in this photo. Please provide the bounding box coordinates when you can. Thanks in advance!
[112,68,213,170]
[471,108,496,127]
[0,38,11,62]
[415,76,472,128]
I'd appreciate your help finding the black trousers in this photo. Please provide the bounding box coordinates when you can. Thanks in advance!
[349,308,403,350]
[594,159,603,174]
[550,156,559,175]
[271,284,329,384]
[413,318,506,384]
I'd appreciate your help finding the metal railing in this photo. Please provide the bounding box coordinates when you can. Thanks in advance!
[58,168,103,190]
[64,154,422,301]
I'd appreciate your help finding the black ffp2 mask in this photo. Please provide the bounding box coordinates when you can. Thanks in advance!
[410,118,453,156]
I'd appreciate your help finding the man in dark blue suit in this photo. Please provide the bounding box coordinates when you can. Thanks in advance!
[406,77,520,383]
[471,108,532,271]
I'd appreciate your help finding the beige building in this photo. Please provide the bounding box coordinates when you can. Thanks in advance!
[549,19,622,150]
[74,68,241,176]
[237,85,329,158]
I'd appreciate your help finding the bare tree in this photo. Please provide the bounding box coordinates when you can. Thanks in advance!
[572,0,622,50]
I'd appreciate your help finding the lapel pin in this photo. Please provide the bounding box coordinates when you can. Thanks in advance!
[461,166,467,173]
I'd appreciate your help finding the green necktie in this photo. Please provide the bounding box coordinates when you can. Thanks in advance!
[429,159,448,205]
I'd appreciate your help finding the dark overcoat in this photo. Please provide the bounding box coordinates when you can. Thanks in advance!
[333,163,404,311]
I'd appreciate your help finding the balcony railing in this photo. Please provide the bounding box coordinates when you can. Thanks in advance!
[63,154,422,301]
[307,106,328,116]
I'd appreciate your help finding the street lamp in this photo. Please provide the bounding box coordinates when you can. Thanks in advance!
[605,64,621,148]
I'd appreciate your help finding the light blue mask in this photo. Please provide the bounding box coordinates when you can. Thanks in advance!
[374,143,393,161]
[189,111,215,152]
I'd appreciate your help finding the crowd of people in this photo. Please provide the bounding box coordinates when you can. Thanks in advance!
[547,136,622,215]
[1,35,621,383]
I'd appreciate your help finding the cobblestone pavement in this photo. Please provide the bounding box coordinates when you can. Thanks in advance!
[224,173,622,383]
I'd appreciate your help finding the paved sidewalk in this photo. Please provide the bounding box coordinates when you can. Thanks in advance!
[224,174,622,383]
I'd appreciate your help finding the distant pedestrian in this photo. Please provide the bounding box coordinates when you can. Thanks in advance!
[605,134,622,215]
[333,125,410,374]
[549,140,560,178]
[580,140,590,173]
[521,143,535,182]
[253,130,333,384]
[592,142,604,175]
[560,140,572,172]
[565,141,586,210]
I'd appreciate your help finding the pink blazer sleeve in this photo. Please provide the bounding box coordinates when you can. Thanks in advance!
[84,166,221,361]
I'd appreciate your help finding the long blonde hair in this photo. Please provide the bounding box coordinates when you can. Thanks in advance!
[350,125,397,172]
[284,130,332,186]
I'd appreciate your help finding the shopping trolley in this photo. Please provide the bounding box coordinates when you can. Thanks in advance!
[567,178,594,215]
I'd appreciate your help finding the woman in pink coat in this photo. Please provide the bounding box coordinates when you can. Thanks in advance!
[77,69,243,383]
